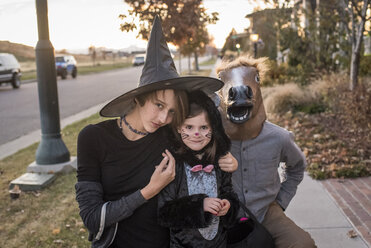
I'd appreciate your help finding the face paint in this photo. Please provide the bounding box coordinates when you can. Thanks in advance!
[181,126,211,140]
[181,131,189,140]
[205,131,212,139]
[179,112,212,151]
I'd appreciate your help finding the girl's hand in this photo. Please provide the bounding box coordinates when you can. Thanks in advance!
[218,152,238,172]
[141,149,175,200]
[204,197,223,215]
[216,199,230,216]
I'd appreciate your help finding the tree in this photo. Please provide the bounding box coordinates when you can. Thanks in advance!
[221,28,238,58]
[339,0,371,90]
[119,0,218,70]
[88,45,96,66]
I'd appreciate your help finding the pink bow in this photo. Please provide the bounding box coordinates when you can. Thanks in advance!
[190,164,214,173]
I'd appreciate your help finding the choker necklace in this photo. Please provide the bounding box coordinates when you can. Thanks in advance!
[120,115,149,136]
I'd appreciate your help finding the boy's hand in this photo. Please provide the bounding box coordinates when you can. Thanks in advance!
[216,199,230,216]
[218,152,238,172]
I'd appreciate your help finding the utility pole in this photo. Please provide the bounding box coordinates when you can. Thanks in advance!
[34,0,70,165]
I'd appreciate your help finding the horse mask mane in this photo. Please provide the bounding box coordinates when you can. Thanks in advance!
[216,56,269,140]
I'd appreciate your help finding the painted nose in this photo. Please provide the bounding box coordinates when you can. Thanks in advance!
[228,85,253,101]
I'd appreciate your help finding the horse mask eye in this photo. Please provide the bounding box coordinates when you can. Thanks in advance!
[255,74,260,84]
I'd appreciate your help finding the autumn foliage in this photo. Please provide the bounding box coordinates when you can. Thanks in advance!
[119,0,218,51]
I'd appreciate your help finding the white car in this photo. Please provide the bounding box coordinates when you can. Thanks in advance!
[132,54,146,66]
[0,53,21,89]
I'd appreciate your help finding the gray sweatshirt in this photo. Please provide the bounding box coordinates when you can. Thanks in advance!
[230,121,306,222]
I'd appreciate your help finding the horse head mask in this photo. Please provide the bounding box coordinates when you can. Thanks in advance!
[216,56,269,140]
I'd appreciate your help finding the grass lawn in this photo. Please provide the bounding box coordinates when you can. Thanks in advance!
[180,69,211,77]
[199,57,217,66]
[21,62,132,82]
[0,113,106,248]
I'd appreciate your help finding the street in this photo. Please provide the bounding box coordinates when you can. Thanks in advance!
[0,56,203,146]
[0,66,141,145]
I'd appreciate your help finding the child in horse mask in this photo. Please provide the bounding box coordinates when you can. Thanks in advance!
[217,56,316,248]
[158,90,239,247]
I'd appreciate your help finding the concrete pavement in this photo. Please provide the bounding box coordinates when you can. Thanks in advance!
[286,174,369,247]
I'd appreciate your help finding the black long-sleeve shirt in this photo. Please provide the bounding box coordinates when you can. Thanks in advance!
[76,119,170,248]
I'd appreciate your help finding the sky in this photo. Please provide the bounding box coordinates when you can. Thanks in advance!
[0,0,258,52]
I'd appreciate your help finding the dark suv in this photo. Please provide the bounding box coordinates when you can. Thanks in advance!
[0,53,22,89]
[55,55,77,79]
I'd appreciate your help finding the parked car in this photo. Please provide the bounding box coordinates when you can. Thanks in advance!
[55,55,77,79]
[132,54,146,66]
[0,53,22,89]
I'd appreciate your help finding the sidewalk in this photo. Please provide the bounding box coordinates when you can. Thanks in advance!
[322,177,371,246]
[206,59,370,248]
[286,174,370,247]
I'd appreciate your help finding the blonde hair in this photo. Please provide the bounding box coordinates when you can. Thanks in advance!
[216,55,269,81]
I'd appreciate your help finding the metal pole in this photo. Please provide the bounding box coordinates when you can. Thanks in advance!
[178,51,181,74]
[254,42,258,58]
[34,0,70,164]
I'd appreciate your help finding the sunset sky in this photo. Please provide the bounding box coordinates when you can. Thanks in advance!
[0,0,259,52]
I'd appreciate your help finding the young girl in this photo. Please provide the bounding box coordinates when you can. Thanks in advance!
[158,90,239,247]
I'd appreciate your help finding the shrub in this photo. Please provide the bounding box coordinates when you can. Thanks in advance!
[360,55,371,76]
[264,60,289,86]
[335,165,370,178]
[264,60,314,86]
[293,103,326,114]
[263,83,312,114]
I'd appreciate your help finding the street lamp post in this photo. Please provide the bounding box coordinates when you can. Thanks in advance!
[250,33,259,58]
[34,0,70,165]
[236,43,241,56]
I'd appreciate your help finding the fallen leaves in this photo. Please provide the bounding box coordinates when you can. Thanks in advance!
[269,99,371,180]
[347,230,358,238]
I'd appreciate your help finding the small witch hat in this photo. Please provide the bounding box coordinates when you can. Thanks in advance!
[100,15,224,117]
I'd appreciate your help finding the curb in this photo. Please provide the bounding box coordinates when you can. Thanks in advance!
[0,101,107,161]
[21,79,36,84]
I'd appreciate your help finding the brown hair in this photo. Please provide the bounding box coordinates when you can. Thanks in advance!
[136,89,188,128]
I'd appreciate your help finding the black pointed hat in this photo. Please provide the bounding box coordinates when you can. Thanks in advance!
[100,15,224,117]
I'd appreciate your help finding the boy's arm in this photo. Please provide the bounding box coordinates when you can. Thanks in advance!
[276,131,306,210]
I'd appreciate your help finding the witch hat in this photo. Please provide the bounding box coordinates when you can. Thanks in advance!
[100,15,224,117]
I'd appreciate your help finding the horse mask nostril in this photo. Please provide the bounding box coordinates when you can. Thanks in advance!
[246,86,253,99]
[228,87,236,100]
